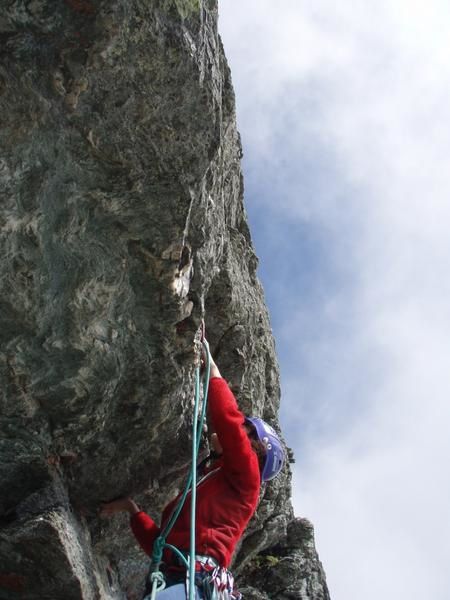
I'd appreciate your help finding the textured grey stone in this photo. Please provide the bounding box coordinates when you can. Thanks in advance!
[0,1,329,599]
[238,519,330,600]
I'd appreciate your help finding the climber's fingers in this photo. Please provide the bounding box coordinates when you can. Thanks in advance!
[99,497,135,517]
[202,338,212,360]
[99,502,116,517]
[200,339,213,372]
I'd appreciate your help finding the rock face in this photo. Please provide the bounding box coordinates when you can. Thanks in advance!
[0,1,330,599]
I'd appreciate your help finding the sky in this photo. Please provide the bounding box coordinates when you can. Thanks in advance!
[218,2,450,599]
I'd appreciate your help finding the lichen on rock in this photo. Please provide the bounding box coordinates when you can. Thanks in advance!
[0,1,329,598]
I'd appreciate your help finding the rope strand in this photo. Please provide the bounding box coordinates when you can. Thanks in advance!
[150,333,211,600]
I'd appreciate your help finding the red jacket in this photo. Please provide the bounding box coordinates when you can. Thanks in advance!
[130,377,261,567]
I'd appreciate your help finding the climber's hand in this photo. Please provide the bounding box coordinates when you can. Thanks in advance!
[99,497,140,517]
[201,339,222,379]
[200,339,221,378]
[200,338,213,371]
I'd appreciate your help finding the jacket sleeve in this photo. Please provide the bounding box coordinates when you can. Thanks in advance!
[130,511,160,556]
[207,377,260,489]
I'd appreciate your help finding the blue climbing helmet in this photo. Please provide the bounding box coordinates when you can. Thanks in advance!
[245,417,285,482]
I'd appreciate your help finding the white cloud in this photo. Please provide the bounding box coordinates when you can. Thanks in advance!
[219,2,450,599]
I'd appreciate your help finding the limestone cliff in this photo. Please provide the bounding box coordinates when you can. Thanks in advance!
[0,1,330,598]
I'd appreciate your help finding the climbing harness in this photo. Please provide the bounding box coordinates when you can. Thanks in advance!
[188,557,242,600]
[199,563,242,600]
[149,327,211,600]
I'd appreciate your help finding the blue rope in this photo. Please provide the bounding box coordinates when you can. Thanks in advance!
[164,544,189,569]
[150,337,211,600]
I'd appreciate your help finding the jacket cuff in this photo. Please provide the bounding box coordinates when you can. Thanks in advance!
[130,510,146,524]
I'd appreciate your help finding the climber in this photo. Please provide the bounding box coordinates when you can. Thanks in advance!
[100,343,285,599]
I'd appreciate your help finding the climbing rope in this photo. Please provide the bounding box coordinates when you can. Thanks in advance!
[149,330,211,600]
[149,571,165,600]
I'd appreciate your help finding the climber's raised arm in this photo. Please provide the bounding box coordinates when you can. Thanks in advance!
[204,340,285,485]
[202,343,260,487]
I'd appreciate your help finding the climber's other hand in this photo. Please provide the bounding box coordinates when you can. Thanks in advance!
[99,497,139,517]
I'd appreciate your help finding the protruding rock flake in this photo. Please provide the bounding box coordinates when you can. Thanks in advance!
[0,1,329,599]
